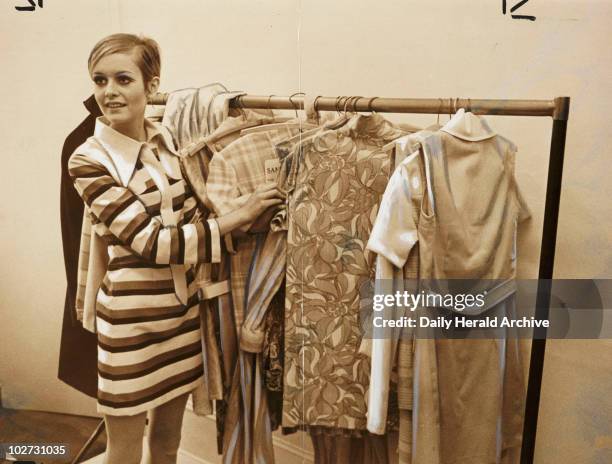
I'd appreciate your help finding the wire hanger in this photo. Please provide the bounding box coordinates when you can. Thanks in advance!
[312,95,323,124]
[288,92,305,118]
[352,96,363,114]
[367,97,378,114]
[343,95,359,117]
[266,94,276,111]
[233,92,247,120]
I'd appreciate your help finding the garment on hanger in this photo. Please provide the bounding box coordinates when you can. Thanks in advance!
[282,113,407,431]
[162,87,253,414]
[238,125,323,436]
[68,117,225,416]
[182,109,278,212]
[261,292,284,430]
[363,130,434,422]
[308,427,398,464]
[208,107,325,461]
[239,126,321,353]
[207,123,303,464]
[179,108,281,456]
[207,125,303,332]
[239,119,318,136]
[163,89,282,442]
[366,111,531,463]
[161,83,228,148]
[57,95,102,398]
[363,130,435,464]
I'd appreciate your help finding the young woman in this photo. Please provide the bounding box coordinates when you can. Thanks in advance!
[68,33,283,464]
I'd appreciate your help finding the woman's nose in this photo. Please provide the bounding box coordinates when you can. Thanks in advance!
[104,80,119,97]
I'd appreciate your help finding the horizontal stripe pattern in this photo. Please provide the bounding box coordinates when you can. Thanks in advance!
[69,150,219,266]
[68,130,218,415]
[98,341,203,380]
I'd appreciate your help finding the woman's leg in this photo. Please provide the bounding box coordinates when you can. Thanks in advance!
[103,411,147,464]
[145,392,190,464]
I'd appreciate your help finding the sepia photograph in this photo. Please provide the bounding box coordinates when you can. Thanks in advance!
[1,1,611,463]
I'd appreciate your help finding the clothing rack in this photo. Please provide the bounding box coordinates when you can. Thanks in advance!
[151,92,570,464]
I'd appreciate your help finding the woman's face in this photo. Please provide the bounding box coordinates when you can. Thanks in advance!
[91,51,158,135]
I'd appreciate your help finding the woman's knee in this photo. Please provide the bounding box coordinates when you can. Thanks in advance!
[103,412,147,464]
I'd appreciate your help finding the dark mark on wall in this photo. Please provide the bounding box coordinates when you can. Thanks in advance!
[502,0,536,21]
[15,0,43,12]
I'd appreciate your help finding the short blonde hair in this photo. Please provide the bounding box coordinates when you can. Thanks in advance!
[88,33,161,84]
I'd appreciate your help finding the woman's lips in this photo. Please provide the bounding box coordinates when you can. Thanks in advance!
[106,102,126,109]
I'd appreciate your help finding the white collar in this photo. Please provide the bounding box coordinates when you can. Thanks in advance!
[93,117,176,186]
[441,109,496,142]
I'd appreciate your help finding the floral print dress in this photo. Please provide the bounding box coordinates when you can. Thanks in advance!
[282,114,406,430]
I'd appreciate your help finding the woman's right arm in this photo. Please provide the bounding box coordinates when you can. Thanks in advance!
[69,152,282,265]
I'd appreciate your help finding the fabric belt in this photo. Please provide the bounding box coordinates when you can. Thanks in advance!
[198,280,230,300]
[141,144,189,305]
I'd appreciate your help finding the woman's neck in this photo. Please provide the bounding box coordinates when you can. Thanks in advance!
[111,118,147,142]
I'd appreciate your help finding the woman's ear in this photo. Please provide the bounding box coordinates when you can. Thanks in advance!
[147,77,160,99]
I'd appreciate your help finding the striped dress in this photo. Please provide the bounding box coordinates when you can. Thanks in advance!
[68,117,222,416]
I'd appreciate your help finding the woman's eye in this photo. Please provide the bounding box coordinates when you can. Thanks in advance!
[93,76,106,86]
[118,76,133,85]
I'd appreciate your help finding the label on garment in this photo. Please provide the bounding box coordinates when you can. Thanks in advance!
[264,159,281,183]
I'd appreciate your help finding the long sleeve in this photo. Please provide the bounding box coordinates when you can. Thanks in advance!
[69,151,221,265]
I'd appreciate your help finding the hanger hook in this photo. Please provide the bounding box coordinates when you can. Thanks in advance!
[312,95,323,124]
[347,96,360,116]
[266,94,276,111]
[341,96,350,115]
[288,92,305,118]
[344,96,357,116]
[234,94,247,119]
[337,96,348,116]
[367,97,378,114]
[352,96,362,114]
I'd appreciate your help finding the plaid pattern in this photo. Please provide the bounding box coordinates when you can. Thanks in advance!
[207,125,300,332]
[204,118,296,464]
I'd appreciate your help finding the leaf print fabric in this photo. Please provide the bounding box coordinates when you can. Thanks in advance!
[282,114,406,430]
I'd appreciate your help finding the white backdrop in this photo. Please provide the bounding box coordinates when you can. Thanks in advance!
[1,1,611,462]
